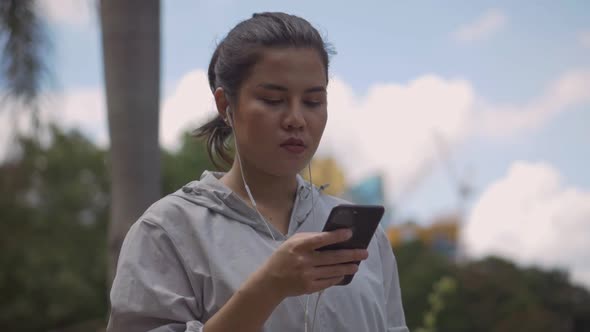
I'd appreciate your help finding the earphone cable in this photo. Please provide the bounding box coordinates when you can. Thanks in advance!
[229,107,325,330]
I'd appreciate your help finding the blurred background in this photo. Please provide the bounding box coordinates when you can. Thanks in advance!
[1,1,589,331]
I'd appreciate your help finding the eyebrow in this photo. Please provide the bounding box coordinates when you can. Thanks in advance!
[257,83,326,93]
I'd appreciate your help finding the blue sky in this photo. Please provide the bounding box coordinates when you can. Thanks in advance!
[48,1,589,211]
[8,0,589,287]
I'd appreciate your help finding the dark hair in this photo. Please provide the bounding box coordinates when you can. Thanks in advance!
[193,12,335,169]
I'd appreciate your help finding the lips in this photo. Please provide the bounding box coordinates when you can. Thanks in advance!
[280,138,306,154]
[281,138,305,146]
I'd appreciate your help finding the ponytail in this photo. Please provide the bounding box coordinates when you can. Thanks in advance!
[193,114,233,170]
[193,44,234,170]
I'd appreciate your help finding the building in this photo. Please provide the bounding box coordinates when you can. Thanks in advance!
[387,213,460,259]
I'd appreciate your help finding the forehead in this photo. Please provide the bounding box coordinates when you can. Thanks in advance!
[244,47,327,90]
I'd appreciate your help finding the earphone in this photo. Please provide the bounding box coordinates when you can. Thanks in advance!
[226,106,275,241]
[225,106,233,128]
[225,105,324,332]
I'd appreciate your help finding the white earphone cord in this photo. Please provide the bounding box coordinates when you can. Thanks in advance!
[308,163,325,332]
[229,108,323,331]
[229,108,276,242]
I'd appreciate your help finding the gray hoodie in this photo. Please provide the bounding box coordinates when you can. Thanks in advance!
[108,171,408,332]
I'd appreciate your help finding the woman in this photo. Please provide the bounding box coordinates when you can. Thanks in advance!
[108,12,408,332]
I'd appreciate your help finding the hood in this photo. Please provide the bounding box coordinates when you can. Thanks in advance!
[171,171,328,240]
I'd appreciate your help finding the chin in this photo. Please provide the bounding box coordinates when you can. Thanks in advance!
[268,161,310,178]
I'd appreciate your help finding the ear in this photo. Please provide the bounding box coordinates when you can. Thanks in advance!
[214,87,230,120]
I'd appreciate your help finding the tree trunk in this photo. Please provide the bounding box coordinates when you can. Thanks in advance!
[100,0,161,284]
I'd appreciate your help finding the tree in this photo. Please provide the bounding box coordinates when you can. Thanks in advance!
[0,0,47,106]
[0,127,214,330]
[441,257,590,332]
[99,0,162,282]
[0,0,50,148]
[394,241,590,332]
[162,132,215,195]
[0,127,109,331]
[2,0,163,288]
[394,240,456,328]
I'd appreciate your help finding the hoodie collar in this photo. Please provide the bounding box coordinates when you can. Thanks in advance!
[176,171,320,241]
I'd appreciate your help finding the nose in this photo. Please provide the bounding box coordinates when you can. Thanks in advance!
[282,102,306,131]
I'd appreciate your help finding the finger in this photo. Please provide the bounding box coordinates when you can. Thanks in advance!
[308,276,344,293]
[311,263,359,280]
[299,228,352,250]
[312,249,368,266]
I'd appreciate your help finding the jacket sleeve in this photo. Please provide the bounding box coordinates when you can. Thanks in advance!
[376,226,410,332]
[107,219,204,332]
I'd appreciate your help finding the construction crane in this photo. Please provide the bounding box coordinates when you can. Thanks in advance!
[432,130,475,217]
[431,130,477,262]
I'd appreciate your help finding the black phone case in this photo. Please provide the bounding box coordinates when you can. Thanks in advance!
[316,204,385,285]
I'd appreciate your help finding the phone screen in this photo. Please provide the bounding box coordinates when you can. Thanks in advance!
[317,204,384,251]
[316,204,385,285]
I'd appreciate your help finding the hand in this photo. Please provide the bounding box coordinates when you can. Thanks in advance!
[258,228,369,299]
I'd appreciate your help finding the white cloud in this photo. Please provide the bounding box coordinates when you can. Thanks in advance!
[463,161,590,289]
[160,70,216,150]
[452,9,507,43]
[0,70,214,160]
[580,30,590,49]
[51,88,108,146]
[157,71,475,201]
[473,68,590,138]
[319,75,474,199]
[0,104,35,160]
[160,70,475,198]
[155,71,476,202]
[2,66,588,202]
[0,88,107,161]
[37,0,94,27]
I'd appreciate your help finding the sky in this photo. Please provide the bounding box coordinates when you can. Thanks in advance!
[1,1,589,288]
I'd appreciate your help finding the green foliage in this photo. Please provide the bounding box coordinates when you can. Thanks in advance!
[395,242,590,332]
[0,126,109,331]
[2,126,590,331]
[395,240,456,327]
[161,132,215,195]
[0,127,214,331]
[415,276,457,332]
[0,0,51,124]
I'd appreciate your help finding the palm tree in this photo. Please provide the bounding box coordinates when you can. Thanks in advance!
[0,0,49,131]
[2,0,162,286]
[99,0,162,282]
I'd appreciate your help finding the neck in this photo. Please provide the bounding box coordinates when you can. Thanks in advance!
[221,159,299,210]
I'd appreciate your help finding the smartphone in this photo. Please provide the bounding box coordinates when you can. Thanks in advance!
[316,204,385,285]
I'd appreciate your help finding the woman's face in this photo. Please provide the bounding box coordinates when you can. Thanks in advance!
[230,47,328,177]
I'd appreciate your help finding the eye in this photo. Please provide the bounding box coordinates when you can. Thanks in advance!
[260,98,283,106]
[304,100,324,108]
